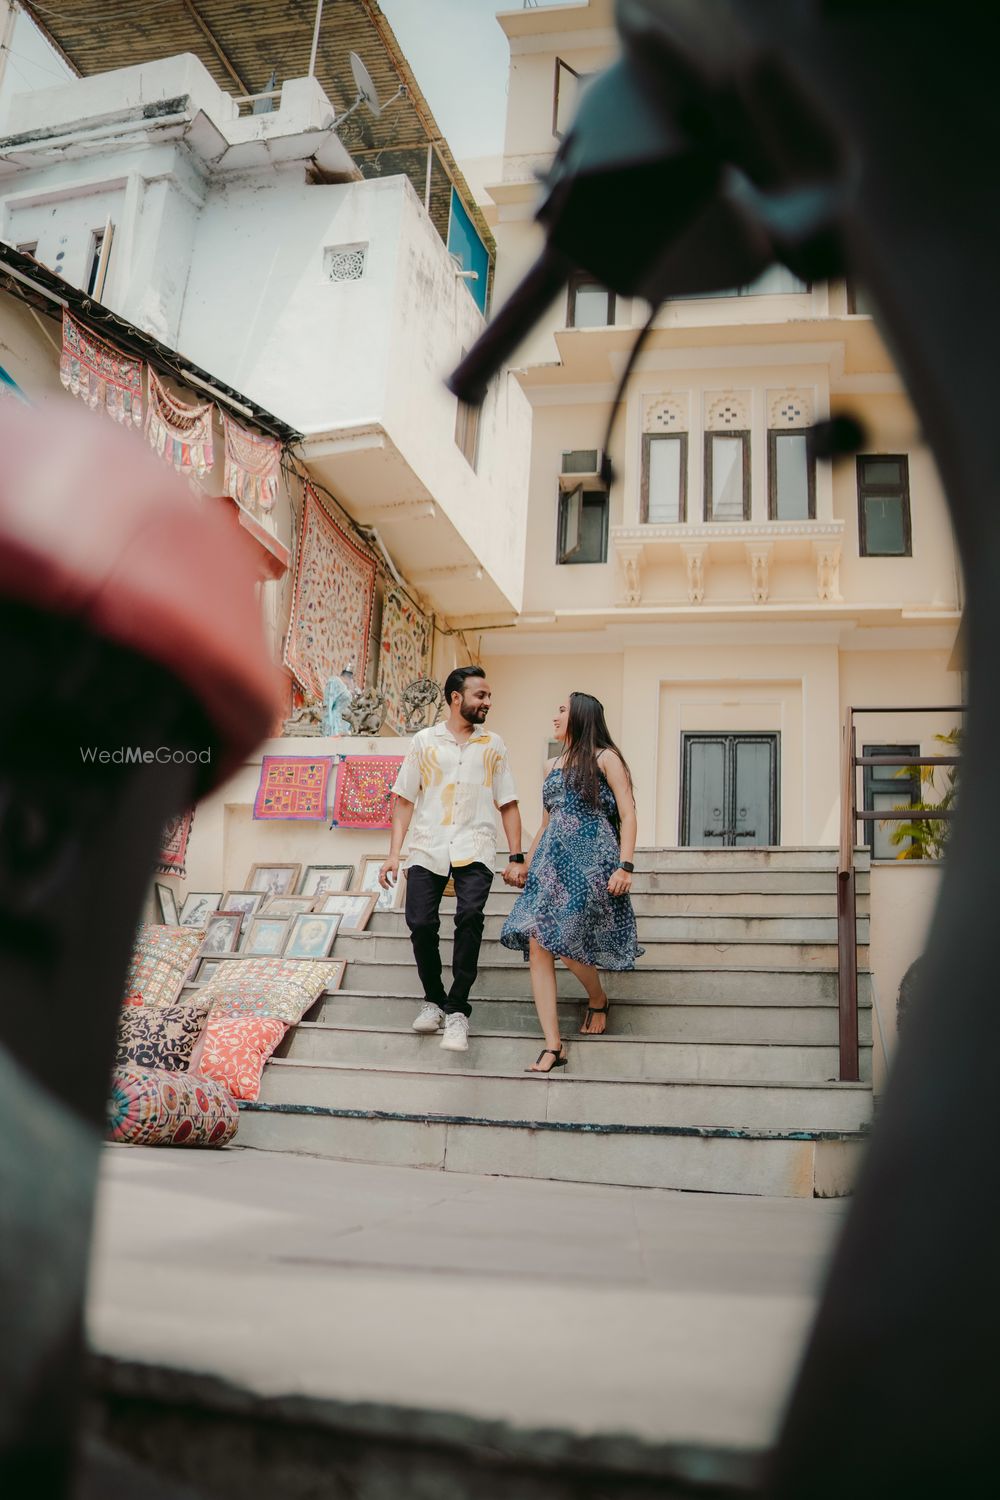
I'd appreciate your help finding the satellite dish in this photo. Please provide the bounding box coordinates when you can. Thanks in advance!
[350,51,382,119]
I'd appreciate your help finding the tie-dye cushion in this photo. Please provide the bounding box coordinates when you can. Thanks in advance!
[115,999,211,1072]
[123,924,206,1008]
[107,1068,238,1146]
[199,957,337,1024]
[195,1013,288,1102]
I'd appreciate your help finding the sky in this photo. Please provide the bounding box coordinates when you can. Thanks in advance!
[0,1,580,159]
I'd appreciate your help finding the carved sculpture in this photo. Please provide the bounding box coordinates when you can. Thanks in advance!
[813,541,842,602]
[400,677,446,734]
[746,543,773,603]
[283,699,323,736]
[619,547,643,606]
[344,688,388,736]
[681,544,707,604]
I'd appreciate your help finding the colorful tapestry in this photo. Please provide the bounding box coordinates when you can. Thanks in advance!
[107,1067,238,1147]
[253,755,332,821]
[59,310,142,426]
[377,589,432,734]
[331,755,403,829]
[156,809,194,878]
[146,367,215,479]
[283,487,377,699]
[223,410,281,512]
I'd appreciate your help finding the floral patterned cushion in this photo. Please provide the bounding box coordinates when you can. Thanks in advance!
[123,924,206,1008]
[196,1014,288,1102]
[199,957,337,1024]
[115,999,210,1072]
[107,1067,238,1146]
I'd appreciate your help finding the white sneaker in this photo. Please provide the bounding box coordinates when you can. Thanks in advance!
[439,1013,470,1052]
[411,1001,445,1034]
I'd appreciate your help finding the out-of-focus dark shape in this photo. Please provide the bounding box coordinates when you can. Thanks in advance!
[452,0,1000,1493]
[807,414,867,463]
[0,402,280,1495]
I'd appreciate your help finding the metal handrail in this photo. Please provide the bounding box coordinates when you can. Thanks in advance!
[836,705,965,1081]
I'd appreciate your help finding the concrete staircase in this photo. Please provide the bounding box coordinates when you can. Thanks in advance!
[238,848,873,1197]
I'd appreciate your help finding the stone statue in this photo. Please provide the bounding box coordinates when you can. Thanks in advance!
[400,677,446,734]
[322,665,355,736]
[344,687,388,736]
[283,698,323,736]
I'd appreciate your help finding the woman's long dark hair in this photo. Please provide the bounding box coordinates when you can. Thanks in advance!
[561,692,635,812]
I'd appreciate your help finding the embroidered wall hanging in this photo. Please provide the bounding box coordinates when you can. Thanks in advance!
[253,755,332,821]
[223,411,281,512]
[156,809,194,878]
[377,588,432,735]
[331,756,404,829]
[59,310,142,426]
[146,367,215,479]
[284,487,377,700]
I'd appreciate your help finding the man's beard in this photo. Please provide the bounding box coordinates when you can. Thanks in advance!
[460,701,489,724]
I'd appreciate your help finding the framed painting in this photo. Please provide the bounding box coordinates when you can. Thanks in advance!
[246,863,302,897]
[196,958,225,985]
[299,863,354,898]
[220,890,265,927]
[356,855,406,912]
[243,916,290,956]
[315,891,378,932]
[260,894,317,918]
[179,892,222,927]
[283,912,342,960]
[199,911,243,956]
[155,882,179,926]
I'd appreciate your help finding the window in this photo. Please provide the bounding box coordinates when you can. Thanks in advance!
[642,433,687,523]
[846,278,875,315]
[16,241,38,258]
[670,268,810,301]
[768,430,815,520]
[454,396,480,469]
[85,229,105,297]
[567,273,615,328]
[705,432,750,521]
[858,455,911,555]
[324,243,367,282]
[553,57,589,139]
[863,744,920,860]
[557,485,608,564]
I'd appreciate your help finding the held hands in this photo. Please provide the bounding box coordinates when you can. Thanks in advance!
[607,867,632,897]
[502,861,528,888]
[378,856,401,890]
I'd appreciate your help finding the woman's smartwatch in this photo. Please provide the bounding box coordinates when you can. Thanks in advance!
[619,860,634,874]
[510,853,525,864]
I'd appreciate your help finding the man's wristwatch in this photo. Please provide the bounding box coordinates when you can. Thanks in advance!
[619,861,634,873]
[509,853,525,864]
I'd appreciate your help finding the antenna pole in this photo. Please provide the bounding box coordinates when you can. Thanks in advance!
[308,0,324,78]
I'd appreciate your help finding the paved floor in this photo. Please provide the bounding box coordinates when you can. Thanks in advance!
[86,1144,847,1453]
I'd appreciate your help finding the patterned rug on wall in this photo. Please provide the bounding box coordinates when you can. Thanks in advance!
[284,487,377,700]
[253,755,332,821]
[377,588,432,734]
[331,756,404,829]
[156,809,194,878]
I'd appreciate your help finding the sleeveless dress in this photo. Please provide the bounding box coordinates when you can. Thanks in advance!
[500,768,644,970]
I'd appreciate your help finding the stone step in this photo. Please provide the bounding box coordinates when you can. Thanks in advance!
[333,936,867,973]
[333,962,872,1002]
[236,1105,866,1197]
[314,990,874,1044]
[281,1022,874,1083]
[380,889,869,921]
[463,869,870,896]
[365,913,870,943]
[259,1057,873,1133]
[539,847,868,873]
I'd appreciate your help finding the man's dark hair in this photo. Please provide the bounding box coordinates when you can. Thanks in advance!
[444,665,486,706]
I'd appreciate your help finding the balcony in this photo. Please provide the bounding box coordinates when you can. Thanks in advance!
[611,519,846,606]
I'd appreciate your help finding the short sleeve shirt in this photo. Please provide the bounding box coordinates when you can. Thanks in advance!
[392,723,518,877]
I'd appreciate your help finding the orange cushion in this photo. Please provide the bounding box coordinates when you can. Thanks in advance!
[195,1014,288,1102]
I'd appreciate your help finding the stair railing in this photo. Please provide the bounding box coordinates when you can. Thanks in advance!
[837,705,964,1081]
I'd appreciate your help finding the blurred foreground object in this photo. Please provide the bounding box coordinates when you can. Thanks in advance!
[0,402,279,1495]
[454,1,999,1494]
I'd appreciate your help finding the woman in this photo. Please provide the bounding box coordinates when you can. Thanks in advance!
[500,692,643,1073]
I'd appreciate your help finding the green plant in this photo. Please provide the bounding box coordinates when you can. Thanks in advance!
[888,728,961,860]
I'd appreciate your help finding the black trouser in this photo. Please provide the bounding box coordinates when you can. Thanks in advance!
[404,861,494,1017]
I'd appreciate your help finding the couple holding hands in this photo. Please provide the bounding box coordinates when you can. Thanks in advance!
[379,666,642,1073]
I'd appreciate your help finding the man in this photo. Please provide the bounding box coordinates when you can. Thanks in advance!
[379,666,524,1052]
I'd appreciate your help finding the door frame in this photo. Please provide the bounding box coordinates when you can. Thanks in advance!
[679,731,781,847]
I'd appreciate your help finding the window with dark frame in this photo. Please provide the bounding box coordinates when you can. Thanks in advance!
[858,454,911,556]
[553,57,588,139]
[454,396,480,469]
[642,432,687,523]
[557,484,608,564]
[863,743,921,860]
[86,229,106,297]
[704,431,750,521]
[768,429,816,520]
[567,273,616,328]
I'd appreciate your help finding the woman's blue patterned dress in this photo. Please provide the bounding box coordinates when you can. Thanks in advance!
[500,768,644,969]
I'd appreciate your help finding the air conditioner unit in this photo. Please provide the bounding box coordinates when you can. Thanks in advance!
[559,448,606,490]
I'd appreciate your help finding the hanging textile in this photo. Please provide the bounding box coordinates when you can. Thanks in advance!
[223,410,281,512]
[156,809,194,878]
[377,588,432,735]
[253,755,332,821]
[283,486,377,700]
[331,756,404,829]
[59,310,142,426]
[145,367,215,479]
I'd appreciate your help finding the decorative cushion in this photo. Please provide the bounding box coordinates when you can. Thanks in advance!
[123,924,206,1009]
[196,1014,288,1102]
[199,957,337,1024]
[107,1067,238,1147]
[115,999,210,1072]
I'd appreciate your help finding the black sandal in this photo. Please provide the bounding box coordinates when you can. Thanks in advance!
[527,1047,568,1074]
[581,997,610,1035]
